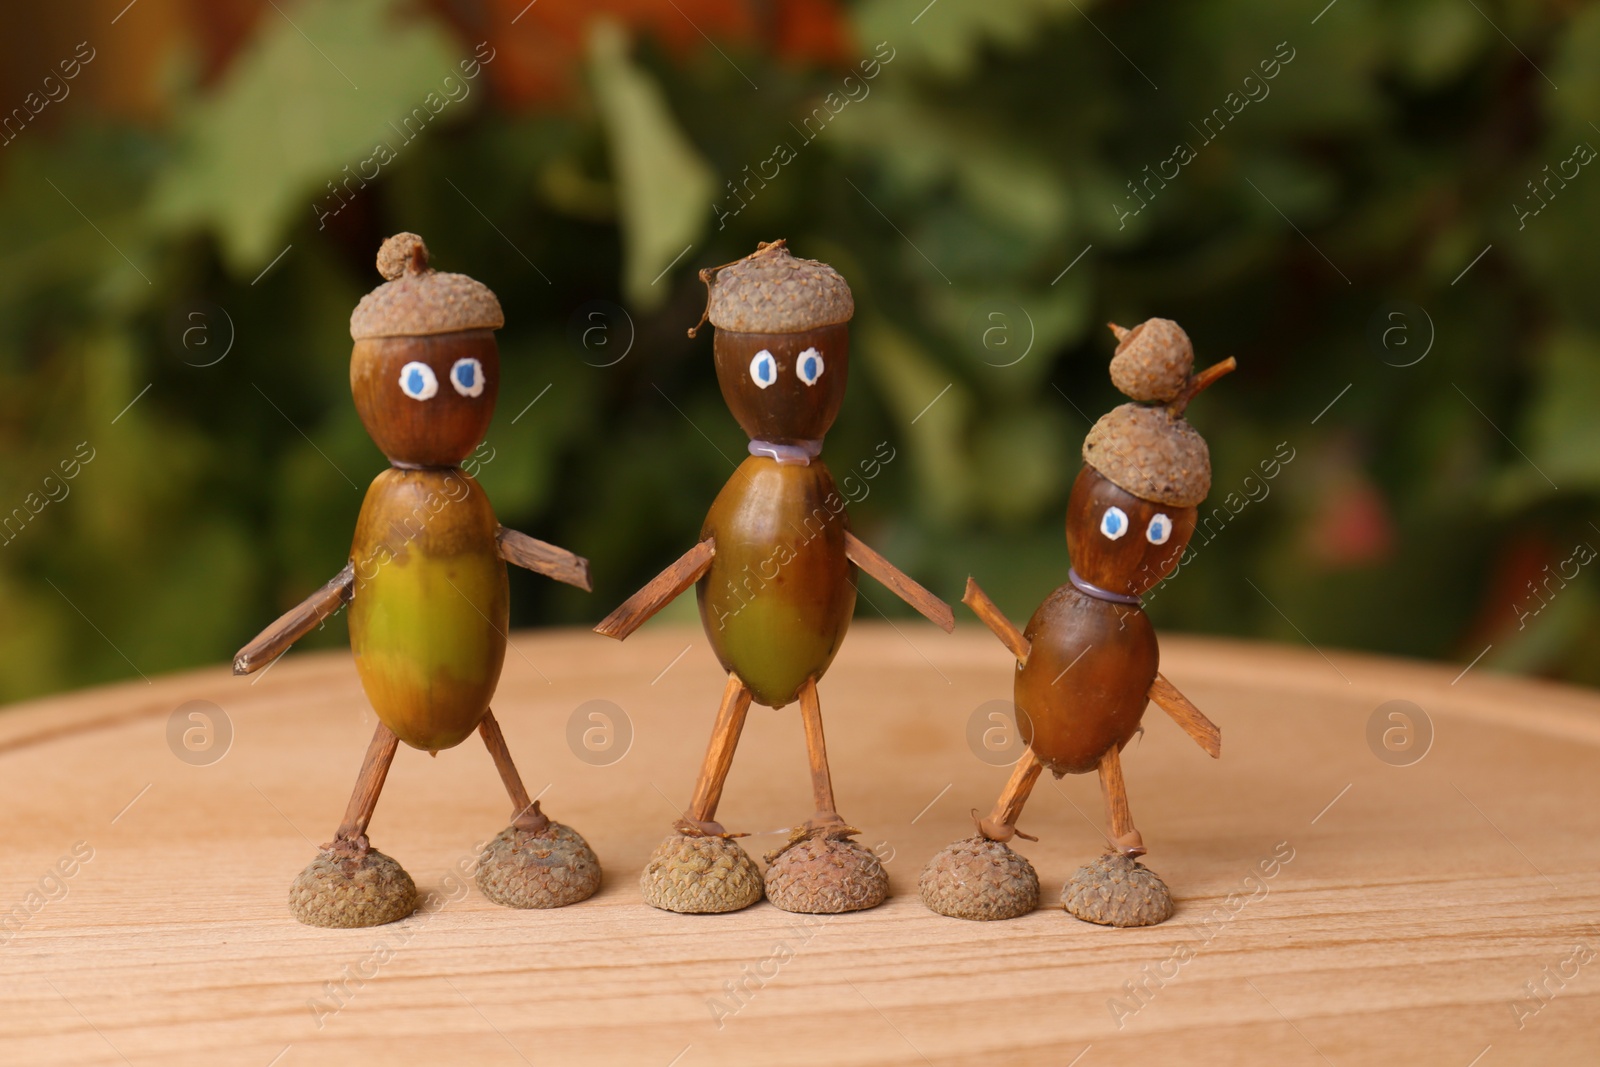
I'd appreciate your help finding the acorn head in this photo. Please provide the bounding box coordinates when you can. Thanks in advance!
[1065,466,1196,595]
[693,240,853,444]
[1069,319,1233,592]
[349,234,503,467]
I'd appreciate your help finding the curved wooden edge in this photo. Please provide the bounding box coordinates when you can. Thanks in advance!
[3,627,1600,755]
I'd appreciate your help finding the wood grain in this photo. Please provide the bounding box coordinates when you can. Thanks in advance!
[2,625,1599,1066]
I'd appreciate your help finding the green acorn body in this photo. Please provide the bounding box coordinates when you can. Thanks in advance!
[696,456,856,708]
[348,465,508,753]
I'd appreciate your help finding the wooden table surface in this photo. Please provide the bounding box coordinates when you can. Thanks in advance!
[1,623,1597,1066]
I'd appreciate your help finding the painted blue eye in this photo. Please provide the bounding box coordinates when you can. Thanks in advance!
[1146,513,1172,545]
[749,349,777,389]
[796,346,824,386]
[1100,505,1128,540]
[450,357,485,398]
[398,361,438,401]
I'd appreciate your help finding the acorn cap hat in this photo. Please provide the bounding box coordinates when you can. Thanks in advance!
[350,232,504,340]
[693,239,854,335]
[1081,319,1234,508]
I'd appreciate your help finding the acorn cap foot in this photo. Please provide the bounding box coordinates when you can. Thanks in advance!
[641,832,763,914]
[476,822,601,909]
[289,847,417,928]
[1061,851,1174,927]
[765,834,888,914]
[919,835,1039,921]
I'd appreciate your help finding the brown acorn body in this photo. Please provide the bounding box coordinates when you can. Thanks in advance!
[696,455,857,708]
[348,467,508,752]
[1015,585,1157,776]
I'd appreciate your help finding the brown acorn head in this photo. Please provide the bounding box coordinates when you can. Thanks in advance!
[1065,466,1196,596]
[692,240,853,444]
[1067,319,1233,595]
[348,234,503,467]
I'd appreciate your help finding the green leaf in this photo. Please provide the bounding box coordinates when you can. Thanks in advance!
[852,0,1076,79]
[859,315,973,521]
[1524,331,1600,492]
[587,21,714,309]
[149,0,459,272]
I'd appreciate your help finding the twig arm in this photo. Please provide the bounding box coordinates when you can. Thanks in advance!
[843,532,954,632]
[962,577,1030,664]
[1148,673,1221,758]
[593,539,716,641]
[497,526,592,592]
[233,562,355,675]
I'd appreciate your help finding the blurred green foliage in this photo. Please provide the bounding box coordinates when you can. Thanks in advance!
[3,0,1600,704]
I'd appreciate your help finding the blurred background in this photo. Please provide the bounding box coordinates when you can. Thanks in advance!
[1,0,1597,704]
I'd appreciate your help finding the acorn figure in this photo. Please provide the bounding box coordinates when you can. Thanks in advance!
[920,318,1232,927]
[596,240,954,915]
[234,234,599,928]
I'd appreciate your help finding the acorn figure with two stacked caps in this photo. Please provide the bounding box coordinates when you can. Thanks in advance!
[921,319,1232,927]
[234,234,599,928]
[596,240,954,914]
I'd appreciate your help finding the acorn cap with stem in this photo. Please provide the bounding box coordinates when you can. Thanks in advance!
[349,232,505,340]
[1082,320,1235,508]
[689,239,854,336]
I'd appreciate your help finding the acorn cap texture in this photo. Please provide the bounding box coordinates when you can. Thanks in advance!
[1061,852,1174,927]
[289,848,417,928]
[764,834,888,914]
[704,239,854,333]
[1109,318,1193,403]
[1083,403,1211,507]
[350,232,505,340]
[476,822,601,909]
[640,832,763,914]
[919,836,1039,921]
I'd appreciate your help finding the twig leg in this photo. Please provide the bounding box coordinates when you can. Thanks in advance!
[797,677,847,832]
[332,722,401,852]
[680,673,753,835]
[1098,746,1146,856]
[979,748,1044,842]
[479,709,549,833]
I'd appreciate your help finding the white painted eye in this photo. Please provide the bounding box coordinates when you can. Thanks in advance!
[398,361,438,401]
[1099,506,1129,540]
[450,357,485,397]
[796,347,824,386]
[1146,513,1172,545]
[749,349,777,389]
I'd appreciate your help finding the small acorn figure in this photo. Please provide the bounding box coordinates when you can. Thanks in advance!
[919,318,1232,927]
[596,240,954,915]
[235,233,599,928]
